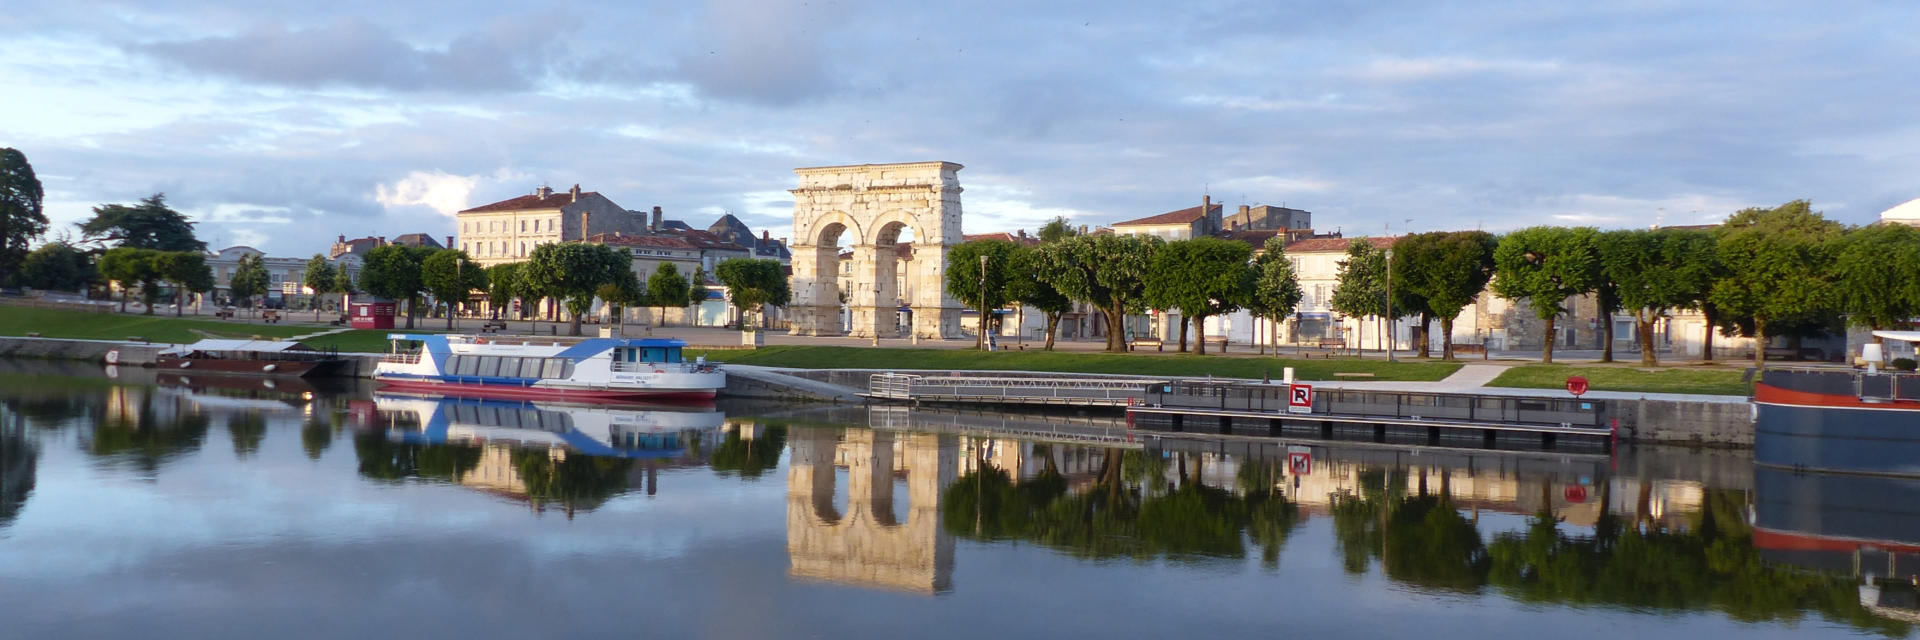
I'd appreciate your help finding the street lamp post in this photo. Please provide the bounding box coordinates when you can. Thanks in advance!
[979,254,990,351]
[1385,248,1395,363]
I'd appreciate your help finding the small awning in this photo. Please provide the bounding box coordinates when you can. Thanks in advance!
[1872,330,1920,343]
[167,339,315,354]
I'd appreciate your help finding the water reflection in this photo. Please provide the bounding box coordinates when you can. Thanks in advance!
[364,394,728,516]
[787,428,956,593]
[0,406,35,531]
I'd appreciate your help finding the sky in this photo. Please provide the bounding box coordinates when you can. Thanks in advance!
[2,1,1917,256]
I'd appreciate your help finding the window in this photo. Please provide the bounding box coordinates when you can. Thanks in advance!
[519,242,526,256]
[519,358,543,378]
[520,220,526,232]
[477,356,500,377]
[542,358,566,379]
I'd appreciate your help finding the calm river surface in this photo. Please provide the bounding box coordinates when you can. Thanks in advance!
[0,360,1913,639]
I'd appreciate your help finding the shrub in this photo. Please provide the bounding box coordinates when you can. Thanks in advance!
[1892,357,1916,372]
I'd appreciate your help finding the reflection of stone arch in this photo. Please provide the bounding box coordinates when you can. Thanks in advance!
[788,162,966,338]
[787,427,957,593]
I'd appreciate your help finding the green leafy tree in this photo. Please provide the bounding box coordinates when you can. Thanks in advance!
[714,258,791,331]
[1329,239,1390,353]
[97,247,162,313]
[485,262,522,320]
[1035,234,1160,352]
[687,267,713,324]
[1009,246,1074,350]
[1595,229,1717,365]
[78,193,205,252]
[646,263,692,326]
[1709,201,1843,368]
[1038,216,1078,244]
[1394,231,1497,360]
[597,267,646,327]
[1832,223,1920,340]
[946,239,1024,349]
[1248,236,1304,355]
[303,255,337,321]
[524,242,630,335]
[1663,229,1728,361]
[0,148,47,286]
[227,253,270,311]
[1145,237,1252,355]
[1492,227,1599,363]
[421,249,486,330]
[155,251,213,316]
[709,424,789,478]
[19,240,95,292]
[358,244,426,328]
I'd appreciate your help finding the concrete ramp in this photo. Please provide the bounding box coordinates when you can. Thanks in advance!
[725,365,863,403]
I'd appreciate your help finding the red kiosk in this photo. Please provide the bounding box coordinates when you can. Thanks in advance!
[349,297,397,330]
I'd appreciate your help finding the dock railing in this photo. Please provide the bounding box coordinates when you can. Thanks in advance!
[867,373,1149,406]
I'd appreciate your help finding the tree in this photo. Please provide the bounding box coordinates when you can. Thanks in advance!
[1248,236,1303,355]
[524,242,630,336]
[303,255,337,321]
[485,262,522,320]
[1492,227,1598,363]
[1329,239,1389,353]
[358,245,426,328]
[946,239,1023,350]
[331,262,356,317]
[97,247,161,313]
[422,250,486,330]
[597,267,645,328]
[1038,216,1079,244]
[227,253,269,311]
[0,148,47,286]
[714,258,791,331]
[1009,246,1074,350]
[78,193,205,252]
[1145,237,1253,355]
[19,241,94,292]
[1668,229,1726,361]
[1595,229,1718,366]
[1394,231,1497,360]
[646,263,692,326]
[688,267,713,324]
[1035,234,1160,352]
[1832,223,1920,342]
[1709,201,1843,368]
[155,251,213,316]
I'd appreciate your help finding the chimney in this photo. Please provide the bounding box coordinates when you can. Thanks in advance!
[445,235,454,249]
[779,237,787,246]
[651,206,662,231]
[580,212,589,238]
[377,236,385,245]
[762,230,770,241]
[570,184,581,203]
[337,234,345,243]
[536,185,552,199]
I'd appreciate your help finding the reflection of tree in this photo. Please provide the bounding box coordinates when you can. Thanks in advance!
[1486,490,1911,637]
[1329,469,1489,591]
[941,449,1300,564]
[227,412,266,458]
[710,425,787,479]
[511,449,634,516]
[352,430,481,483]
[86,395,211,474]
[1238,462,1300,569]
[300,417,332,461]
[0,423,36,530]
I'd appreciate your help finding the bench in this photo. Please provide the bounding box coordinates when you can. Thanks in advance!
[480,321,508,334]
[262,311,281,323]
[215,309,235,319]
[1316,338,1348,356]
[1451,344,1488,359]
[1333,372,1376,379]
[1130,339,1165,352]
[1202,336,1229,352]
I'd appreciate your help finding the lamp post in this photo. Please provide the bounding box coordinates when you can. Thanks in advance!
[1385,248,1395,362]
[979,254,990,351]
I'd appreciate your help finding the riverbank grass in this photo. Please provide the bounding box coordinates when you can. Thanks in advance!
[1486,363,1749,396]
[0,306,311,344]
[687,345,1463,381]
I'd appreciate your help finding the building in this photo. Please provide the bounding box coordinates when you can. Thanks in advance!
[1110,197,1224,241]
[206,245,313,307]
[1224,204,1311,232]
[1881,197,1920,226]
[456,185,650,266]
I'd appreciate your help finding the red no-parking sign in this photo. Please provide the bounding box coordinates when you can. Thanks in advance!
[1288,383,1313,414]
[1287,445,1313,475]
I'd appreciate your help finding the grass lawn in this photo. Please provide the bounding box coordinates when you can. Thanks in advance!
[301,329,454,353]
[0,306,312,344]
[1487,364,1750,396]
[685,345,1463,381]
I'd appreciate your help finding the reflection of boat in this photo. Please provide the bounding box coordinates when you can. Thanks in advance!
[1753,466,1920,622]
[373,334,724,401]
[370,393,724,458]
[156,339,350,378]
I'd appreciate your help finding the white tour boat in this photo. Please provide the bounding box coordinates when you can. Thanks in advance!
[373,334,725,401]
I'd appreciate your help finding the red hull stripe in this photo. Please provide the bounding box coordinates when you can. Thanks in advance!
[1753,382,1920,409]
[1752,528,1920,554]
[377,379,716,402]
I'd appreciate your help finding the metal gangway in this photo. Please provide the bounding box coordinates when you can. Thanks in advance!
[864,373,1149,407]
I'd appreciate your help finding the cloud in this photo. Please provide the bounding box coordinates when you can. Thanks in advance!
[1352,56,1563,82]
[376,171,480,217]
[669,0,848,105]
[137,17,565,92]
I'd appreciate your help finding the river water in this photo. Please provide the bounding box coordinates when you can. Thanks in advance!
[0,361,1912,639]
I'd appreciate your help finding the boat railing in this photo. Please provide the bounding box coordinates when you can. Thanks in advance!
[610,361,714,373]
[381,352,422,364]
[1762,365,1920,402]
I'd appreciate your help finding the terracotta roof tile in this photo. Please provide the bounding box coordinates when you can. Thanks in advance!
[1282,236,1399,253]
[460,192,603,213]
[587,233,698,250]
[1113,204,1222,227]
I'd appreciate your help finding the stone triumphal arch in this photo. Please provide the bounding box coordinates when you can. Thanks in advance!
[788,161,966,339]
